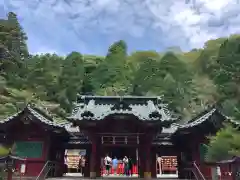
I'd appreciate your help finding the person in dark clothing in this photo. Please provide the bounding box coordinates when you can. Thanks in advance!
[128,157,133,176]
[63,163,68,175]
[123,156,129,176]
[63,155,68,175]
[79,156,86,177]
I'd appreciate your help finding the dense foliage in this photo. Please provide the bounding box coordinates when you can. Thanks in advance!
[1,12,240,123]
[206,125,240,161]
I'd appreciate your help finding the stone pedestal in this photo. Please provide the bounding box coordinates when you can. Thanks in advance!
[144,172,152,179]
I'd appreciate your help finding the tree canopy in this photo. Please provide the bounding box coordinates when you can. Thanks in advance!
[206,124,240,162]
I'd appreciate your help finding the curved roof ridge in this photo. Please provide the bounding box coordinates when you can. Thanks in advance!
[69,95,175,122]
[0,105,66,129]
[78,95,164,99]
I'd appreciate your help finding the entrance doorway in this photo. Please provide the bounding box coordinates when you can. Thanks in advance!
[103,146,137,159]
[64,149,86,177]
[156,155,178,178]
[101,146,139,177]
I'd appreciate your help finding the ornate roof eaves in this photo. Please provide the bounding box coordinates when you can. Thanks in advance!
[27,106,66,128]
[70,96,175,122]
[0,105,66,130]
[174,107,231,133]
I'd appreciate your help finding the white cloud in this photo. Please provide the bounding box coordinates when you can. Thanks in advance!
[1,0,240,54]
[199,0,233,11]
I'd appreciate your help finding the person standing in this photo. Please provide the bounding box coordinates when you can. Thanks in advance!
[63,155,68,175]
[104,154,112,176]
[217,166,221,180]
[157,155,162,175]
[128,157,133,176]
[112,156,118,175]
[123,156,129,176]
[79,155,86,177]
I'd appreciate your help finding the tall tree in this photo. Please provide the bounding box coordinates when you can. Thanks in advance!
[57,52,84,112]
[131,57,160,95]
[81,55,104,95]
[0,12,29,87]
[157,52,193,112]
[208,37,240,119]
[7,12,28,61]
[194,38,226,74]
[0,18,15,77]
[91,40,130,95]
[27,54,63,99]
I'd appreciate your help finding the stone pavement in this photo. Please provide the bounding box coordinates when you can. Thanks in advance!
[47,175,182,180]
[47,176,183,180]
[47,178,181,180]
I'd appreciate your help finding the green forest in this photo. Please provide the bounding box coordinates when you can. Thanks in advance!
[1,12,240,161]
[1,12,240,122]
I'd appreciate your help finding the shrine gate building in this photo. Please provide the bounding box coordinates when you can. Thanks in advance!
[0,95,236,179]
[66,96,227,179]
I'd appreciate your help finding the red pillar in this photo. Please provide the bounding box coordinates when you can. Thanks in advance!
[95,138,101,177]
[144,144,152,179]
[151,147,157,178]
[139,134,153,179]
[90,136,97,179]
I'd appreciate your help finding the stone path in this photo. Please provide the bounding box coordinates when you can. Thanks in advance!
[47,176,139,179]
[47,176,182,180]
[47,178,181,180]
[47,175,183,180]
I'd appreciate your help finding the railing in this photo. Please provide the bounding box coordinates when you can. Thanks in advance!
[36,161,60,180]
[193,161,206,180]
[101,135,139,145]
[184,167,200,180]
[184,162,206,180]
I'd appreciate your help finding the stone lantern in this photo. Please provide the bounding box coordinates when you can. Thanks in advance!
[0,152,25,180]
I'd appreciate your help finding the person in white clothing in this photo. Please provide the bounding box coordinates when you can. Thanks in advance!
[157,155,162,175]
[104,154,112,175]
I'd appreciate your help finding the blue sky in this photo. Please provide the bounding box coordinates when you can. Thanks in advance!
[1,0,240,56]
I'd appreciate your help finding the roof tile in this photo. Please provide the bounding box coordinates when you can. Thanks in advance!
[68,96,176,121]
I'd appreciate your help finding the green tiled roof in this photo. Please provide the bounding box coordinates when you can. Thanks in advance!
[68,95,177,121]
[0,105,68,129]
[177,108,218,130]
[173,107,240,132]
[1,103,237,145]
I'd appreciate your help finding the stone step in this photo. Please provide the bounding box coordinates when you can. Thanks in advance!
[3,176,36,180]
[47,177,186,180]
[48,179,184,180]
